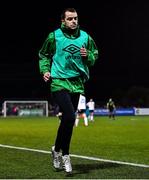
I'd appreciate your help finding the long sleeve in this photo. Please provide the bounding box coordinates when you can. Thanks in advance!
[86,35,99,66]
[39,32,55,74]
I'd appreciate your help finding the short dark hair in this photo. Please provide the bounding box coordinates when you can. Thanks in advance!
[61,8,77,20]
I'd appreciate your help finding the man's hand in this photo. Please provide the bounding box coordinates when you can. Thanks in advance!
[80,46,87,57]
[43,72,51,82]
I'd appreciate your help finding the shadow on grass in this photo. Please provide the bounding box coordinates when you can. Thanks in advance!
[72,162,121,175]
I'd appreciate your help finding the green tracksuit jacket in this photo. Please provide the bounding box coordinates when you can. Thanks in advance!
[39,24,99,93]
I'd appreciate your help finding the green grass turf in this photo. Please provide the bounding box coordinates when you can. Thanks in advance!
[0,115,149,178]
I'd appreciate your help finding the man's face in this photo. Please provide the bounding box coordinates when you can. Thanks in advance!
[62,11,78,29]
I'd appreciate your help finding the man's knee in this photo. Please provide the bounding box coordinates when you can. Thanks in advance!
[63,113,75,125]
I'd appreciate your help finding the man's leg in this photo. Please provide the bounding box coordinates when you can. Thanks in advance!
[52,90,79,173]
[52,90,79,155]
[83,113,88,126]
[75,113,80,127]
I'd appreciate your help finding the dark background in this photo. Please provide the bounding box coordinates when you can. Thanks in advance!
[1,1,149,106]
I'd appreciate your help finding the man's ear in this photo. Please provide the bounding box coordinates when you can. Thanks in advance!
[61,20,65,26]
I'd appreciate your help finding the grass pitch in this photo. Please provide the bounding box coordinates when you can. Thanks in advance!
[0,115,149,179]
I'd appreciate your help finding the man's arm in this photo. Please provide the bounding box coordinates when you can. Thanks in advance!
[107,103,109,109]
[86,35,99,66]
[38,32,55,75]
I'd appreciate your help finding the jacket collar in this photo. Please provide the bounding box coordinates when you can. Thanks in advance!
[60,23,80,39]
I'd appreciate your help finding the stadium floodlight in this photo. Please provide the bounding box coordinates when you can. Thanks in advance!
[3,100,48,117]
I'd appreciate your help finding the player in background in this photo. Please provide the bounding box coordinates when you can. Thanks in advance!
[107,98,116,120]
[86,98,95,122]
[75,94,88,127]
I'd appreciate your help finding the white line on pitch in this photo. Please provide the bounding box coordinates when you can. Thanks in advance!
[0,144,149,168]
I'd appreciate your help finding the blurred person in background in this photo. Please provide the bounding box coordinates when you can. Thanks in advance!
[86,98,95,122]
[107,98,116,120]
[75,94,88,127]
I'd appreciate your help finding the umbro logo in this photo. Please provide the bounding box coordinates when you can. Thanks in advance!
[63,44,80,55]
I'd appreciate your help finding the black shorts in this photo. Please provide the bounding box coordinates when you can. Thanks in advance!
[77,109,86,114]
[109,107,114,112]
[89,110,94,113]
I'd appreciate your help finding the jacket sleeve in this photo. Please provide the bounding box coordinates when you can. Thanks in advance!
[86,35,99,66]
[38,32,55,74]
